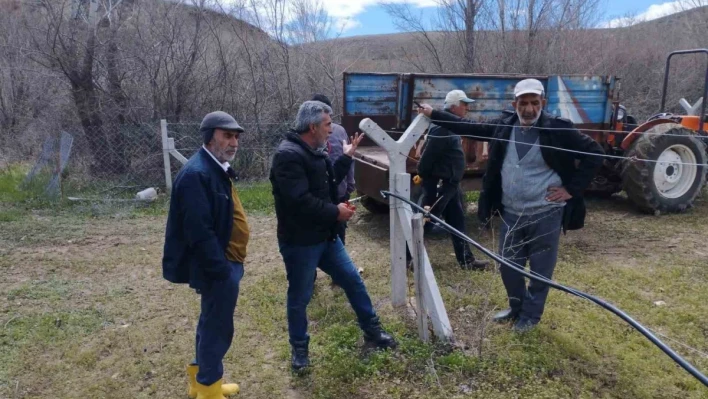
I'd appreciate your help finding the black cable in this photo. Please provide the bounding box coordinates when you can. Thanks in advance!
[381,190,708,387]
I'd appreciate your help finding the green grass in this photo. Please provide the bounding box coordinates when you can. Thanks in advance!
[236,181,275,214]
[464,190,480,203]
[0,164,54,206]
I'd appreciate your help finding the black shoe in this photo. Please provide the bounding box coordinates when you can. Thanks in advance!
[460,259,490,271]
[492,308,519,323]
[290,340,310,371]
[363,318,398,350]
[512,318,538,333]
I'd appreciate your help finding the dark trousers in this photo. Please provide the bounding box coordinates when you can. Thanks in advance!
[421,178,475,265]
[499,208,562,323]
[279,238,377,345]
[195,261,244,385]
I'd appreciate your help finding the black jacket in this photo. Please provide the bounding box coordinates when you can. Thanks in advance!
[270,132,353,245]
[162,148,235,290]
[430,110,604,231]
[417,124,466,184]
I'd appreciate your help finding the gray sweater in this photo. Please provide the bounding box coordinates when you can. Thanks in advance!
[501,127,565,216]
[326,123,355,199]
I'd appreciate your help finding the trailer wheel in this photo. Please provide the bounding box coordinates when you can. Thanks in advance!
[361,196,389,214]
[622,123,706,214]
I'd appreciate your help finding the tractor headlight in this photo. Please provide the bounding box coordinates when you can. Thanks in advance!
[617,106,626,121]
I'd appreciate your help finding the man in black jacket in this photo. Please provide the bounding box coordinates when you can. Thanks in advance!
[418,90,488,270]
[418,79,604,332]
[270,101,397,371]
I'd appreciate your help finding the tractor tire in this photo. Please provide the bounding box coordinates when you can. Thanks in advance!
[621,123,707,215]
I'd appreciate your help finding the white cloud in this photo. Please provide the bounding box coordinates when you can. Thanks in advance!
[602,0,707,28]
[335,18,363,32]
[220,0,438,34]
[323,0,438,32]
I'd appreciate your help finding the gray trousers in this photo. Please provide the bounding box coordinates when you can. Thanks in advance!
[498,208,563,323]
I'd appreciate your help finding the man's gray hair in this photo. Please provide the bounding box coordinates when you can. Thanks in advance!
[294,101,332,133]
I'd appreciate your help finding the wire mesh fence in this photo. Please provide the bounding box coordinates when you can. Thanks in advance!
[56,121,164,200]
[164,121,290,184]
[11,119,290,204]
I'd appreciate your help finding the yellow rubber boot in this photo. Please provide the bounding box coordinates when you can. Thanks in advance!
[194,379,226,399]
[187,365,240,398]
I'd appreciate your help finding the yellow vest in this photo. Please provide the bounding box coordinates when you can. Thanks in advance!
[226,183,249,263]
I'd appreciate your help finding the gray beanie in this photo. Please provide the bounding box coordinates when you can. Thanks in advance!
[200,111,244,145]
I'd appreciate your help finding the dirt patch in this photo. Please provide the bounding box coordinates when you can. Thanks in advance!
[0,214,304,399]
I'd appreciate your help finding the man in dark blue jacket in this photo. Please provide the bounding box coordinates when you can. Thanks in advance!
[163,111,248,398]
[270,101,397,371]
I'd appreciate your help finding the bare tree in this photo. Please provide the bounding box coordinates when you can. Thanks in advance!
[25,0,134,174]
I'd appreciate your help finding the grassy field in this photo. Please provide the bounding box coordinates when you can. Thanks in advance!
[1,170,707,398]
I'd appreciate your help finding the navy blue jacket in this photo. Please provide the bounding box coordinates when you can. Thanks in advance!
[162,148,235,290]
[270,132,353,245]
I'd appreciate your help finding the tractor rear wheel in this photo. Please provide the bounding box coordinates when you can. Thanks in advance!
[622,123,706,214]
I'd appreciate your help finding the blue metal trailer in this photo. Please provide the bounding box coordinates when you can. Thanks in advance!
[342,72,619,211]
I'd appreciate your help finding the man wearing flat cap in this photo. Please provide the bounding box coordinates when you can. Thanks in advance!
[418,80,604,332]
[163,111,248,398]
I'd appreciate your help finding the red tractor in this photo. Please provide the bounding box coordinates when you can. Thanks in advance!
[605,49,707,214]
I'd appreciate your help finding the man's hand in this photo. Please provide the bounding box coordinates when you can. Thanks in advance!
[546,187,572,202]
[343,132,365,157]
[417,104,433,117]
[337,202,355,221]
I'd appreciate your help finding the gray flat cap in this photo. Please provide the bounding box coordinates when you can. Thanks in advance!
[200,111,244,133]
[200,111,244,144]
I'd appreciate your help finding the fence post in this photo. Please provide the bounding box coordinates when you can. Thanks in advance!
[412,213,429,342]
[160,119,172,194]
[55,130,63,198]
[358,115,429,307]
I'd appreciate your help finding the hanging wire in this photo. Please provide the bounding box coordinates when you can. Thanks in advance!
[423,118,708,137]
[384,126,708,168]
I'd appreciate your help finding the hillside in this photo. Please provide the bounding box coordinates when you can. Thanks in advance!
[317,6,708,71]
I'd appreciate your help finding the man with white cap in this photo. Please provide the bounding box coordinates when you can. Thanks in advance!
[163,111,248,398]
[418,79,603,332]
[416,89,488,270]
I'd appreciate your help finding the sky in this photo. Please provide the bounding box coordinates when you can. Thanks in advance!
[324,0,706,37]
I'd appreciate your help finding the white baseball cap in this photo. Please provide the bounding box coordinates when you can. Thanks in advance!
[444,90,475,106]
[514,79,545,98]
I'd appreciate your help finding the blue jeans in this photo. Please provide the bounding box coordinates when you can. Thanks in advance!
[195,261,244,385]
[279,238,378,345]
[499,208,562,323]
